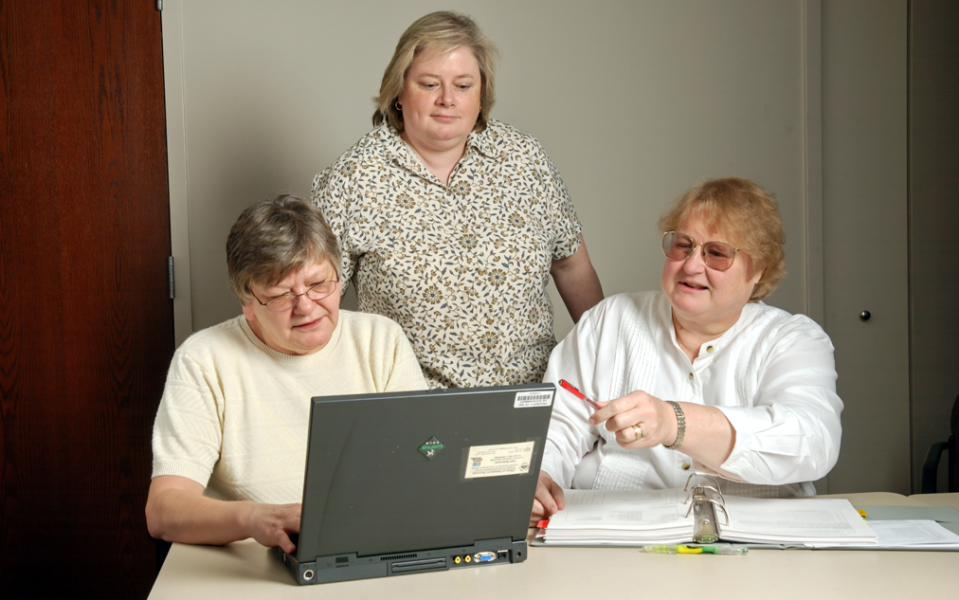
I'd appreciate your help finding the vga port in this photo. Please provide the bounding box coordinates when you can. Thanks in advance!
[473,551,497,563]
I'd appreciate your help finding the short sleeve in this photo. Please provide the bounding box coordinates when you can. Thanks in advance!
[151,351,225,487]
[311,164,358,291]
[530,139,582,261]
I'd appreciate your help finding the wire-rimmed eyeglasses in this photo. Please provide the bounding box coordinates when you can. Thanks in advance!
[661,231,742,272]
[250,279,340,312]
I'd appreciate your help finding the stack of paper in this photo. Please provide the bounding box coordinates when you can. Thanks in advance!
[810,520,959,550]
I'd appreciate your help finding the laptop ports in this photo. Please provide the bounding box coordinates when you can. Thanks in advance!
[473,551,496,563]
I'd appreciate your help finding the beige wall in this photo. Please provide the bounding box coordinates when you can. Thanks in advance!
[163,1,918,493]
[164,0,817,339]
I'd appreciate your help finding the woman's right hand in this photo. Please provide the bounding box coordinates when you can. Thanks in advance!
[589,390,678,449]
[241,502,302,554]
[531,471,565,525]
[146,475,302,552]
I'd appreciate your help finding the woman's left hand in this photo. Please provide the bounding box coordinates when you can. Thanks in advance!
[589,391,678,448]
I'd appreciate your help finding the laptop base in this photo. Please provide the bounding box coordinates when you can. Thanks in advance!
[275,537,527,585]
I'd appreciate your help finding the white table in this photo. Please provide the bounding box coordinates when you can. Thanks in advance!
[148,492,959,600]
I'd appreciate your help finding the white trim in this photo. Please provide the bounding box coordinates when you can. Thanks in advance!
[803,0,825,327]
[803,0,826,495]
[162,0,193,347]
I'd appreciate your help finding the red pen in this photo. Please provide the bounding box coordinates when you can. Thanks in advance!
[558,379,602,410]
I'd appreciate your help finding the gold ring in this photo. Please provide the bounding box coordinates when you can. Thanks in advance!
[632,425,643,441]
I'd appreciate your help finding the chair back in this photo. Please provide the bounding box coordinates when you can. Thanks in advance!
[949,393,959,492]
[921,393,959,493]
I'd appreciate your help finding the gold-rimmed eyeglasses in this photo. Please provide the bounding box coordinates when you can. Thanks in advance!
[661,231,742,272]
[250,279,340,312]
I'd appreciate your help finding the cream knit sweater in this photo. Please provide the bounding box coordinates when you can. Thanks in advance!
[151,311,426,503]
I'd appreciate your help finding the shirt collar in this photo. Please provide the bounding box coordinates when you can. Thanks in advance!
[379,121,502,178]
[465,122,501,159]
[658,295,765,354]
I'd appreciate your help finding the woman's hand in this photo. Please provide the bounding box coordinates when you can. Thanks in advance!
[240,502,302,554]
[530,471,565,525]
[589,391,678,448]
[146,475,302,553]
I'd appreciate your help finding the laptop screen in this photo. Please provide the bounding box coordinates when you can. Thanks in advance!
[296,384,555,561]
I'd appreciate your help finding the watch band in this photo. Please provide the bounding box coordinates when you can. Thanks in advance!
[665,400,685,450]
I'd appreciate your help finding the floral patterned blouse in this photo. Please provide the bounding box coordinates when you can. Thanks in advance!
[311,120,583,388]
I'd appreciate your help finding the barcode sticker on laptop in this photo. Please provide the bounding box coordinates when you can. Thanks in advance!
[514,391,553,408]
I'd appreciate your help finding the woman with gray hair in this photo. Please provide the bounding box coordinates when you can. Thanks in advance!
[312,11,604,389]
[145,194,425,553]
[532,178,843,523]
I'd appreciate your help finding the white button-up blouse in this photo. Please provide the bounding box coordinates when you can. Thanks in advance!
[541,292,843,498]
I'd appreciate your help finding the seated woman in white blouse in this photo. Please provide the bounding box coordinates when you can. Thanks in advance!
[532,177,842,523]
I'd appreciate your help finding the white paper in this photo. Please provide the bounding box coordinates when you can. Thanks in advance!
[809,520,959,549]
[549,489,692,530]
[721,496,877,544]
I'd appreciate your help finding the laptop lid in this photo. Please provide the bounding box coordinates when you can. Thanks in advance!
[295,383,555,562]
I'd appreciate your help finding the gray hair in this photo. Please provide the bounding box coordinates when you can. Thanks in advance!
[373,11,498,133]
[226,194,341,304]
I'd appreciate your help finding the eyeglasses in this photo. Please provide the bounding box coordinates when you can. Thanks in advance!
[662,231,741,272]
[250,279,340,312]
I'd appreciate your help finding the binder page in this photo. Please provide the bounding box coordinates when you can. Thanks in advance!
[542,489,694,545]
[550,489,692,530]
[721,497,877,545]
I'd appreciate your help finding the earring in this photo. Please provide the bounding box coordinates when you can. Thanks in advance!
[395,100,402,111]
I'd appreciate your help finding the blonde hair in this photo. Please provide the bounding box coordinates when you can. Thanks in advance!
[373,11,497,133]
[226,194,341,304]
[658,177,786,302]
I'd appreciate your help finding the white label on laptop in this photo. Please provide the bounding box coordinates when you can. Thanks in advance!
[464,441,536,479]
[513,391,553,408]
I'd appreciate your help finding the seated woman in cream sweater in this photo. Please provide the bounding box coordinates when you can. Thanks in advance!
[145,194,426,553]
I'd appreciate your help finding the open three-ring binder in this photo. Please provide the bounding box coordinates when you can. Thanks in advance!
[534,474,887,548]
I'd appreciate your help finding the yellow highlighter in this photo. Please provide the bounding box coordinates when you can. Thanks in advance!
[643,545,748,555]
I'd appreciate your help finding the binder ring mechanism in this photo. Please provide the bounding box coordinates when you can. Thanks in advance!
[683,473,729,543]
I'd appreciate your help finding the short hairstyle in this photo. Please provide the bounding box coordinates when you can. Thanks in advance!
[657,177,786,302]
[226,194,341,304]
[373,11,498,133]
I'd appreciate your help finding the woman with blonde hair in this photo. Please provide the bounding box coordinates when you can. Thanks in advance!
[532,177,843,523]
[312,11,603,389]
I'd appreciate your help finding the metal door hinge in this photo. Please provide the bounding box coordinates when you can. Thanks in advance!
[168,257,175,299]
[156,1,162,11]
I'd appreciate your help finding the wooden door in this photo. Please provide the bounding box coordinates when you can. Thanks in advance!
[0,1,172,597]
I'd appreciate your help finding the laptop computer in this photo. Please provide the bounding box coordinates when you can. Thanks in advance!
[273,382,556,585]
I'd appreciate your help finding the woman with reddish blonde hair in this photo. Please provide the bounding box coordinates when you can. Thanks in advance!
[533,178,842,523]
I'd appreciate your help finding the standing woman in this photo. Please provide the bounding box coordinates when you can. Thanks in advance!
[312,11,604,388]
